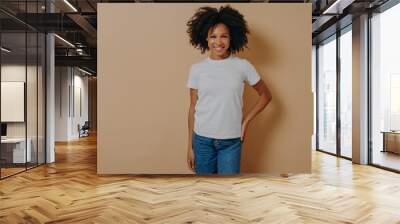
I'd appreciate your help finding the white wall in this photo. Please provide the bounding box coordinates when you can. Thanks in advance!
[55,67,70,141]
[55,67,89,141]
[1,65,26,134]
[1,65,36,138]
[72,73,89,138]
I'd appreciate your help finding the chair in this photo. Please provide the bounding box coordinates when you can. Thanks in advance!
[79,121,90,138]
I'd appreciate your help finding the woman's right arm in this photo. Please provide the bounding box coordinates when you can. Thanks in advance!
[187,88,198,172]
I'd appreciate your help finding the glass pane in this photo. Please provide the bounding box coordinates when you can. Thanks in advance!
[27,31,38,169]
[38,33,45,165]
[371,4,400,171]
[318,36,337,154]
[340,29,352,158]
[1,32,27,178]
[312,46,317,150]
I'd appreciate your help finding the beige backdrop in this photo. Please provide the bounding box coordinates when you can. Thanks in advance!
[98,3,312,174]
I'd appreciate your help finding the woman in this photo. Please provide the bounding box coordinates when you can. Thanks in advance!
[186,5,272,175]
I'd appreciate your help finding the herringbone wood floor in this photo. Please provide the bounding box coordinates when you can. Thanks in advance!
[1,134,400,224]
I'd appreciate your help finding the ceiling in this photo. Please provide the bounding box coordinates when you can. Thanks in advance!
[0,0,392,75]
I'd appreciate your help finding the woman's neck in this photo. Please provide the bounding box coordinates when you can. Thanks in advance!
[209,52,231,60]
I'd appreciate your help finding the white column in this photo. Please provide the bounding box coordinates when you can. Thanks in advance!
[46,33,55,163]
[352,14,369,164]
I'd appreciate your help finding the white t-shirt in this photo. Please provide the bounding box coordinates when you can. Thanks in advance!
[186,55,261,139]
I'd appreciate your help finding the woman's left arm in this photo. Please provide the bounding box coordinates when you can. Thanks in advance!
[241,79,272,141]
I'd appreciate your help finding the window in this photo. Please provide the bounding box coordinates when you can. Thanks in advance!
[370,3,400,171]
[316,26,353,159]
[317,35,337,154]
[340,28,352,158]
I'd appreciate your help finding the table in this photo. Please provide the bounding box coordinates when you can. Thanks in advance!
[1,138,32,164]
[381,131,400,154]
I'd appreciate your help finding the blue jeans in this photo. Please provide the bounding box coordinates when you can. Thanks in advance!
[192,132,242,175]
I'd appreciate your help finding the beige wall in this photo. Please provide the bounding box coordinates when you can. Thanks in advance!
[98,3,312,174]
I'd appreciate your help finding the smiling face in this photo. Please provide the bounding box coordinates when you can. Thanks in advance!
[207,23,231,60]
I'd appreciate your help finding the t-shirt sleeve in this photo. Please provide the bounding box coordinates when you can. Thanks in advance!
[243,60,261,86]
[186,65,198,89]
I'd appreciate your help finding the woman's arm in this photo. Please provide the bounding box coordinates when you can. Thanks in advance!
[241,79,272,141]
[187,88,198,171]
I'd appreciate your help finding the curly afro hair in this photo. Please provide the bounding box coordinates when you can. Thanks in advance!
[186,5,250,54]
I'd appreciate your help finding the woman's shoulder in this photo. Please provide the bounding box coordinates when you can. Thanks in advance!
[188,59,209,76]
[190,58,209,68]
[230,56,253,66]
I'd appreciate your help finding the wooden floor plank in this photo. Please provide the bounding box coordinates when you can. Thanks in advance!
[0,134,399,223]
